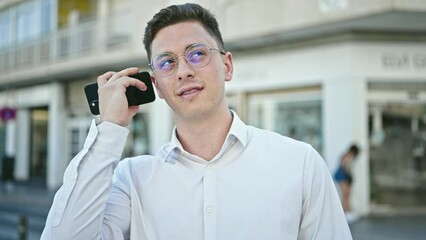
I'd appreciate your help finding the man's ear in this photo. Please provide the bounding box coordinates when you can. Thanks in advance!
[224,52,233,82]
[151,76,164,99]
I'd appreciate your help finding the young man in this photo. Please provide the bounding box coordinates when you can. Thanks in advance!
[42,3,352,240]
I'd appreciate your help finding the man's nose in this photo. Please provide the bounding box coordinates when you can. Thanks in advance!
[176,55,195,80]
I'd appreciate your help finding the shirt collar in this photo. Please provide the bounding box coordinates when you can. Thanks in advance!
[162,110,248,163]
[226,110,248,148]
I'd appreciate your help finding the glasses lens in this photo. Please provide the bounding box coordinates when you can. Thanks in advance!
[152,53,177,76]
[186,44,211,68]
[151,44,215,77]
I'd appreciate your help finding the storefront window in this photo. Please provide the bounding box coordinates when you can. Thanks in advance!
[123,112,150,157]
[274,101,322,152]
[369,102,426,207]
[248,91,322,154]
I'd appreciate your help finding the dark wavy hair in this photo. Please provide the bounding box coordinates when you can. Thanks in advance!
[348,144,360,157]
[143,3,224,60]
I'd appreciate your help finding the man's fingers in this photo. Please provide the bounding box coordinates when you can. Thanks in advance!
[120,77,148,91]
[97,68,146,91]
[107,67,139,82]
[97,71,115,87]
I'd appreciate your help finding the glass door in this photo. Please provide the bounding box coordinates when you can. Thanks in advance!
[369,91,426,208]
[30,107,48,181]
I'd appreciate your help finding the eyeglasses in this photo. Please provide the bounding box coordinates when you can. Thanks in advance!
[149,43,225,77]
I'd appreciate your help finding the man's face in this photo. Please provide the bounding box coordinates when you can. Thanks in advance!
[150,21,233,121]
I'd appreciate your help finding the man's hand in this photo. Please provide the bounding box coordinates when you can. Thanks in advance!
[97,67,147,126]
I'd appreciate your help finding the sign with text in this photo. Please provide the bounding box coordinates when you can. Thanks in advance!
[382,53,426,70]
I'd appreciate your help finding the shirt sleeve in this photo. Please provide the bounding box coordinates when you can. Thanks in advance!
[298,146,353,240]
[41,120,130,240]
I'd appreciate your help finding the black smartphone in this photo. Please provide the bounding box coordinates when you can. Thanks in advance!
[84,71,156,115]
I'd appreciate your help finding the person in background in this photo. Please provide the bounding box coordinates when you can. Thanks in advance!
[41,3,352,239]
[335,144,360,218]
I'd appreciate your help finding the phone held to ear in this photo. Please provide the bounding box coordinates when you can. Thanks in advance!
[84,71,156,115]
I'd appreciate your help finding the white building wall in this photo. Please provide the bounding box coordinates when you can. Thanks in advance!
[228,42,353,92]
[352,41,426,79]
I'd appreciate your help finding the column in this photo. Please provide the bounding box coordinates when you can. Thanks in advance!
[323,76,370,215]
[97,0,109,52]
[47,82,66,190]
[15,109,30,181]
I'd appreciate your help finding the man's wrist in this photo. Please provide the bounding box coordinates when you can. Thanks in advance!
[93,121,130,157]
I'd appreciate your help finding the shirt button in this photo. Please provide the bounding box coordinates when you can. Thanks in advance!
[206,164,213,169]
[206,206,214,214]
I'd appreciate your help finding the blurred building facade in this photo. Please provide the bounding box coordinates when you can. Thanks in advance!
[0,0,425,216]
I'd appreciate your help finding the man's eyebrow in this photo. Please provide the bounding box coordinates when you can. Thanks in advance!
[185,43,199,49]
[154,42,204,56]
[156,52,173,56]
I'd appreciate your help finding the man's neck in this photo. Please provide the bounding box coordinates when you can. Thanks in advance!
[175,107,233,161]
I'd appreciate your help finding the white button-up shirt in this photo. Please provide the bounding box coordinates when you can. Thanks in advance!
[42,112,352,240]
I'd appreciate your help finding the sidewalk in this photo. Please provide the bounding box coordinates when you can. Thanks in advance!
[0,181,55,240]
[350,209,426,240]
[0,181,55,209]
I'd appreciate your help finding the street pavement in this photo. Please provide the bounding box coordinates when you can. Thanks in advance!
[350,212,426,240]
[0,181,54,240]
[0,181,425,240]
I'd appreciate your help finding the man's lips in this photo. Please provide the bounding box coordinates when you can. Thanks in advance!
[177,86,203,96]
